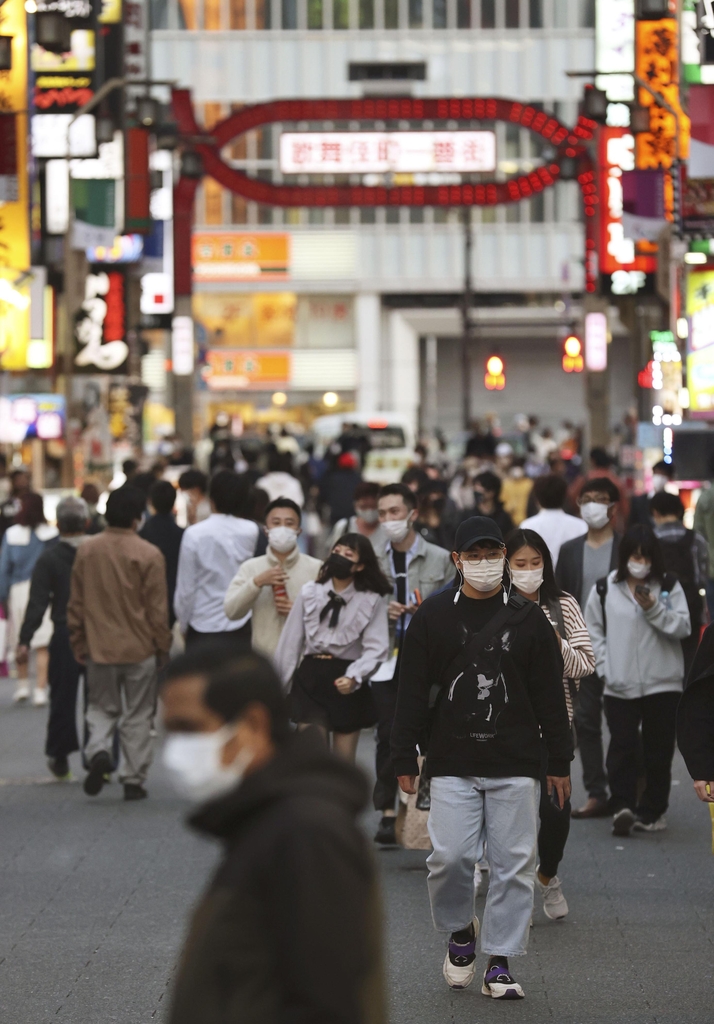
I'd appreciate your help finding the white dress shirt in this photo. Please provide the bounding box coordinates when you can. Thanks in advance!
[519,508,587,567]
[174,513,260,634]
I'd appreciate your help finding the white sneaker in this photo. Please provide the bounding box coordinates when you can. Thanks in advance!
[633,816,667,832]
[32,688,48,707]
[442,918,480,989]
[612,808,635,837]
[537,870,569,920]
[13,684,30,703]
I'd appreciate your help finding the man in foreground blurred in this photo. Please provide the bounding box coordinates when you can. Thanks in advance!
[161,647,386,1024]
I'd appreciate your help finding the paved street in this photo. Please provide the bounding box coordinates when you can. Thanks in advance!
[1,676,713,1024]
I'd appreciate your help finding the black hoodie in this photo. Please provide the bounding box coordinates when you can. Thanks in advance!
[168,729,387,1024]
[677,623,714,781]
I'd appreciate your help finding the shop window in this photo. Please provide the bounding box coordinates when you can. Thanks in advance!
[309,209,325,223]
[384,0,398,28]
[296,296,354,349]
[456,0,470,27]
[505,122,520,159]
[258,205,273,223]
[333,0,349,27]
[481,0,495,27]
[282,0,298,27]
[432,0,445,26]
[386,207,399,223]
[194,293,297,349]
[529,0,541,26]
[360,207,376,223]
[204,0,221,29]
[203,103,225,130]
[285,208,302,224]
[433,207,447,223]
[410,207,424,223]
[481,206,496,223]
[308,0,323,26]
[230,0,246,27]
[257,127,273,159]
[553,0,568,27]
[335,208,350,223]
[151,0,169,29]
[530,193,544,223]
[409,0,422,27]
[178,0,197,26]
[204,179,224,224]
[231,194,248,223]
[256,0,271,26]
[505,0,518,27]
[359,0,374,27]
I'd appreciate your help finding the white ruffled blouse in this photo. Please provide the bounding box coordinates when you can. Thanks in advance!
[273,579,389,691]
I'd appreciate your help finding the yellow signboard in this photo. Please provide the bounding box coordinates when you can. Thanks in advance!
[202,349,291,391]
[0,0,29,275]
[193,292,296,348]
[635,19,690,170]
[192,233,290,282]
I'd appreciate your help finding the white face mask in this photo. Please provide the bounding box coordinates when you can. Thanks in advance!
[267,526,298,553]
[652,473,667,493]
[162,725,254,803]
[382,516,413,544]
[580,502,610,530]
[511,567,544,593]
[461,556,505,592]
[627,559,651,580]
[356,507,379,524]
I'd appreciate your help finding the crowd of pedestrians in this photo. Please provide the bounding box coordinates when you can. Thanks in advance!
[6,420,714,1019]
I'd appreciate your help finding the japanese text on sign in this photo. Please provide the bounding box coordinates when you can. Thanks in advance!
[279,132,497,175]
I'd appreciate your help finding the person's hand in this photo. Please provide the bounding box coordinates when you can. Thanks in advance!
[398,775,417,795]
[274,596,293,617]
[546,775,572,808]
[333,675,357,695]
[15,644,29,667]
[75,652,87,666]
[633,588,656,611]
[694,781,714,803]
[254,566,287,588]
[388,601,408,621]
[157,652,170,670]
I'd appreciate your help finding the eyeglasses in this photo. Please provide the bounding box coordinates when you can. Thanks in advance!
[460,550,504,564]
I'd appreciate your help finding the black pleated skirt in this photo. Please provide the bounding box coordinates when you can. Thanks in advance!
[290,655,378,734]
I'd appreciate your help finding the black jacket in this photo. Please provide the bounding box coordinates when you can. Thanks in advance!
[139,513,183,625]
[555,532,621,608]
[677,624,714,781]
[390,588,572,781]
[168,729,386,1024]
[19,538,75,645]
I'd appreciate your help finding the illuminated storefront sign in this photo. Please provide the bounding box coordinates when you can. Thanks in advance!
[33,75,93,112]
[193,292,297,348]
[682,0,714,84]
[0,394,65,443]
[202,350,291,391]
[0,0,30,278]
[598,127,656,288]
[634,18,689,170]
[686,271,714,417]
[74,271,128,371]
[585,312,608,372]
[596,0,635,101]
[192,233,290,282]
[279,132,497,175]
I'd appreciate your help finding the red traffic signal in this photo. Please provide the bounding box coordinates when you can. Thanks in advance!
[562,335,584,373]
[485,355,505,391]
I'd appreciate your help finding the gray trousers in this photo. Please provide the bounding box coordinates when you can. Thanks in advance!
[85,656,157,785]
[573,673,608,802]
[427,775,539,957]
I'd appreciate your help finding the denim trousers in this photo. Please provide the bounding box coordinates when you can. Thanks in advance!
[427,775,539,957]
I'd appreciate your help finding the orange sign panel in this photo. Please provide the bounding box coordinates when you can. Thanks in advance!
[635,19,690,170]
[202,349,291,390]
[192,233,290,282]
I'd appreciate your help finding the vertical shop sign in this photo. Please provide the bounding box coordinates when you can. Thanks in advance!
[74,270,129,371]
[0,0,29,274]
[634,18,690,170]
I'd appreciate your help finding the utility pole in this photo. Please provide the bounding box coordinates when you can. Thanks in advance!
[460,207,474,431]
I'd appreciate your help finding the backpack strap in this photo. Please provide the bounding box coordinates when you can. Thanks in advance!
[661,571,677,593]
[595,575,609,636]
[436,591,533,699]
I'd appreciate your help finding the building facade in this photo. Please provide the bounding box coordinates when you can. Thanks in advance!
[151,0,629,439]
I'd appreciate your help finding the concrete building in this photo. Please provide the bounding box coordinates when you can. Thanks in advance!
[151,0,627,439]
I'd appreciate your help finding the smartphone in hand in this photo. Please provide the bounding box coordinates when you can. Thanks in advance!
[634,584,650,599]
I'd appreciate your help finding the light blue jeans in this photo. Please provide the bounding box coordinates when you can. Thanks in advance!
[427,775,539,957]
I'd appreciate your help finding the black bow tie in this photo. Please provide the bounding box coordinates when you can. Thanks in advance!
[320,591,347,628]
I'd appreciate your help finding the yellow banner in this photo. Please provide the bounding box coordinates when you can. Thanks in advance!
[635,19,690,170]
[0,0,29,275]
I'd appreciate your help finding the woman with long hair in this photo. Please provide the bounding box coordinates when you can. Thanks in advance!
[0,492,58,704]
[506,528,595,922]
[274,532,390,762]
[585,524,690,837]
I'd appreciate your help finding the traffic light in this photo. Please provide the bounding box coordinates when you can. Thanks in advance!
[562,335,584,373]
[484,355,505,391]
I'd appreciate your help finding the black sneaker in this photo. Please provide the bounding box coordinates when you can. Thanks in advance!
[83,751,112,796]
[123,783,148,801]
[47,756,70,780]
[374,816,398,846]
[612,808,635,837]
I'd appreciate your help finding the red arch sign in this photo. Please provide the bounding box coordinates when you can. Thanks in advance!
[171,90,595,208]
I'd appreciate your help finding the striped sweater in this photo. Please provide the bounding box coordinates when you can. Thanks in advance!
[541,592,596,722]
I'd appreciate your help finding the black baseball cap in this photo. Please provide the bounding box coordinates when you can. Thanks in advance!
[454,516,505,552]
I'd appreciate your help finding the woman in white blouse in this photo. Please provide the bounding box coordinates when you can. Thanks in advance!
[506,528,596,925]
[274,533,391,762]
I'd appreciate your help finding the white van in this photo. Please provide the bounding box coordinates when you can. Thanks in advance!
[311,413,416,485]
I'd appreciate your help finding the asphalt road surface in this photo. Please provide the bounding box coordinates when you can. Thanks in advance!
[0,675,712,1024]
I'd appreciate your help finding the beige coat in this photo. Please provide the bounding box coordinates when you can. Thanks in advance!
[224,546,322,659]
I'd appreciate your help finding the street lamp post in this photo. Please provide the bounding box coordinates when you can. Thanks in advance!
[461,207,474,432]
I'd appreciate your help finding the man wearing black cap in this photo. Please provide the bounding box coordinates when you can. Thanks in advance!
[391,517,571,1001]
